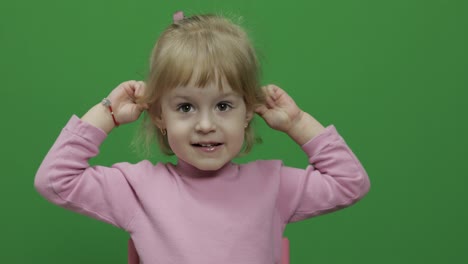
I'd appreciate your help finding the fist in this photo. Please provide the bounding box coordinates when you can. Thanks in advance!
[255,85,302,133]
[106,80,149,125]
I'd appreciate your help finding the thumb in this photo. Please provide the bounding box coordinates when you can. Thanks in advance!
[134,81,149,111]
[255,104,267,115]
[137,103,149,112]
[135,81,146,98]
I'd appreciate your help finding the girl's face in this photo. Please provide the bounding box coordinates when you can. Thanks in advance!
[157,82,253,171]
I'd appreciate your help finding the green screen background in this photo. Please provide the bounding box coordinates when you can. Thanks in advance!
[1,0,467,263]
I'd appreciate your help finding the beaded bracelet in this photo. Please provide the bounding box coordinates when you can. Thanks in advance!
[101,98,120,127]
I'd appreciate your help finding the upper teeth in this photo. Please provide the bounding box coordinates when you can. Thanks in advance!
[201,144,214,147]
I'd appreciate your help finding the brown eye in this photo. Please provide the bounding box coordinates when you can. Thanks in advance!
[177,103,194,113]
[217,102,232,111]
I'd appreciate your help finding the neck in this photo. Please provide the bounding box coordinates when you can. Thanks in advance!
[175,159,233,178]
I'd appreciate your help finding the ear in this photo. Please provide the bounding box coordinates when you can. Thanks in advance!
[151,113,165,129]
[245,109,254,125]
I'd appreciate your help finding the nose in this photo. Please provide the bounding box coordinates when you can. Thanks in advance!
[195,111,216,133]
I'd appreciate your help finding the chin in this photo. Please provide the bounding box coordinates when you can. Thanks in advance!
[195,163,223,171]
[192,160,227,171]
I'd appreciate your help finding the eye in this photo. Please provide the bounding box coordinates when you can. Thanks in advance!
[216,102,233,112]
[177,103,194,113]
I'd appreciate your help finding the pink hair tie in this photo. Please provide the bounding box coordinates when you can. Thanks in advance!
[173,11,184,23]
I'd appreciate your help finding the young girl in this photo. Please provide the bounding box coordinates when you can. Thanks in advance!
[35,12,370,264]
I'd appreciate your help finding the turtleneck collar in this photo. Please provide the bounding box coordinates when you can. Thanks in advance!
[173,159,236,178]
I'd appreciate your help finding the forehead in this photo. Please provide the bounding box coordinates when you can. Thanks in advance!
[154,45,247,99]
[176,68,240,92]
[166,82,240,99]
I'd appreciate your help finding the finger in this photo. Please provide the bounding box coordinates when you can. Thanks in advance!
[137,103,149,112]
[267,85,281,100]
[125,80,144,100]
[262,86,277,108]
[254,104,268,116]
[124,80,137,89]
[124,83,137,99]
[135,81,146,98]
[138,102,149,111]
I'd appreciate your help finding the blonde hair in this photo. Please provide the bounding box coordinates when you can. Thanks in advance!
[137,13,263,156]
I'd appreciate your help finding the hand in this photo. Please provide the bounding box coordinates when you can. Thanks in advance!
[255,84,303,133]
[106,80,149,125]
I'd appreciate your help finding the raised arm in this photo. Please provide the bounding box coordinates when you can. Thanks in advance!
[256,84,370,223]
[34,81,149,229]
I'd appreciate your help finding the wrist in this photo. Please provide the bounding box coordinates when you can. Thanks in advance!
[287,111,326,146]
[101,98,120,127]
[81,104,116,134]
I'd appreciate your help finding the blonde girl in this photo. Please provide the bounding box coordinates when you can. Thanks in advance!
[35,12,370,264]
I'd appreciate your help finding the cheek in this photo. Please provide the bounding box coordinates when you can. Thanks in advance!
[166,123,187,141]
[164,119,188,147]
[163,111,187,132]
[224,120,247,144]
[166,130,186,157]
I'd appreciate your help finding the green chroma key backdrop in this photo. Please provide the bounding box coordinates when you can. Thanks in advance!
[1,0,467,263]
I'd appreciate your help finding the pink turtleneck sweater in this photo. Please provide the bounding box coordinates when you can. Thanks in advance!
[35,115,370,264]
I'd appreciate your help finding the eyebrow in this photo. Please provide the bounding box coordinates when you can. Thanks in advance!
[171,95,192,101]
[170,92,240,100]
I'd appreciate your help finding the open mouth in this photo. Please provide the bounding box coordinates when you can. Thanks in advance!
[192,143,223,148]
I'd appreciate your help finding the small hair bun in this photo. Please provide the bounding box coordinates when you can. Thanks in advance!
[173,11,184,23]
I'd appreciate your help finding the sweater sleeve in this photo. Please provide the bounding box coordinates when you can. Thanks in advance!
[278,125,370,224]
[34,115,139,230]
